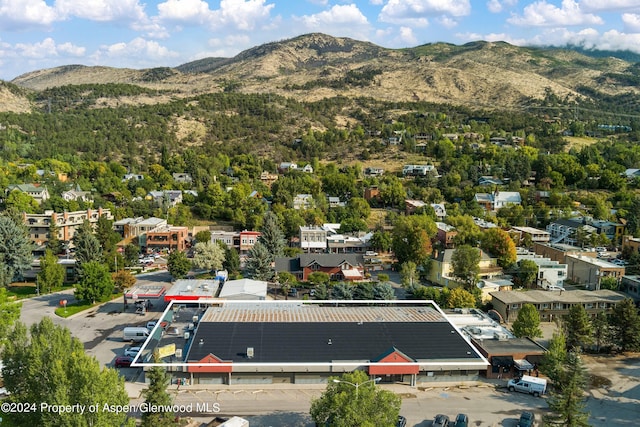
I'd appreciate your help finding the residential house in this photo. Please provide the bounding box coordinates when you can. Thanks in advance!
[61,185,93,203]
[511,226,550,245]
[239,230,261,254]
[122,173,144,182]
[293,194,314,210]
[545,217,619,246]
[489,289,627,323]
[442,133,459,142]
[23,208,113,249]
[427,249,502,288]
[144,225,189,253]
[278,162,298,173]
[623,168,640,180]
[474,217,499,230]
[363,167,384,177]
[565,254,625,290]
[516,250,567,289]
[301,164,314,174]
[435,222,457,249]
[402,164,439,177]
[474,191,522,212]
[405,199,426,215]
[589,219,625,242]
[7,183,50,204]
[147,190,183,207]
[172,173,193,184]
[532,242,596,263]
[622,235,640,254]
[327,196,345,208]
[478,176,504,186]
[275,253,365,282]
[364,186,380,202]
[260,171,278,188]
[431,203,447,221]
[489,137,508,146]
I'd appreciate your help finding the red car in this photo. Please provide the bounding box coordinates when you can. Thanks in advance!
[114,356,134,368]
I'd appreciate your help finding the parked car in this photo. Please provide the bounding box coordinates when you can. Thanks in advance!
[396,415,407,427]
[124,346,141,357]
[432,414,450,427]
[365,251,378,256]
[453,413,469,427]
[518,411,535,427]
[114,356,133,368]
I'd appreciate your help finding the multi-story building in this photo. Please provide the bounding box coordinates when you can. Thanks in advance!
[622,235,640,254]
[620,275,640,304]
[490,289,627,323]
[113,217,167,239]
[7,183,50,204]
[511,226,550,245]
[210,230,261,254]
[275,253,365,282]
[23,208,113,248]
[565,254,625,290]
[435,222,457,249]
[300,226,328,252]
[516,251,567,289]
[239,230,261,254]
[144,225,189,253]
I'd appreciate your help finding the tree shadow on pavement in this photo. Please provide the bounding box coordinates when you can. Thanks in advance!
[247,411,314,427]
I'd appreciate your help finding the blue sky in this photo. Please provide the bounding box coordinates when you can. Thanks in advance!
[1,0,640,80]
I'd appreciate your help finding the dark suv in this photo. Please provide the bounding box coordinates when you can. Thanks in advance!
[518,411,535,427]
[454,413,469,427]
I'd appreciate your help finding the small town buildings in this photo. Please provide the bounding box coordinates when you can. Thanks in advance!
[405,199,426,215]
[278,162,297,173]
[363,186,380,201]
[516,251,567,289]
[327,196,345,208]
[326,232,371,254]
[218,279,268,300]
[300,226,327,252]
[164,279,220,302]
[565,254,625,290]
[471,337,546,380]
[7,183,50,204]
[435,222,457,249]
[489,289,627,323]
[275,253,365,282]
[293,194,314,210]
[122,173,144,182]
[210,230,261,254]
[511,226,550,245]
[23,208,113,249]
[478,176,504,186]
[61,185,93,203]
[239,230,261,254]
[402,164,439,177]
[622,235,640,254]
[259,171,278,188]
[474,191,522,211]
[431,203,447,221]
[113,217,167,239]
[144,225,189,253]
[427,249,502,288]
[172,173,193,184]
[620,275,640,304]
[363,167,384,177]
[137,301,489,386]
[301,164,314,174]
[147,190,183,207]
[532,242,596,263]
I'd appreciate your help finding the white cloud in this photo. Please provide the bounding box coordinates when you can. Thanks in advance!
[508,0,603,27]
[370,0,384,5]
[579,0,640,13]
[208,0,276,31]
[487,0,518,14]
[380,0,471,27]
[622,13,640,32]
[298,4,369,28]
[437,15,458,28]
[94,37,178,61]
[14,37,85,59]
[0,0,58,30]
[398,26,417,45]
[157,0,213,24]
[55,0,147,22]
[209,34,251,48]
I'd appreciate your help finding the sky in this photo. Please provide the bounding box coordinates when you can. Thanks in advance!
[1,0,640,81]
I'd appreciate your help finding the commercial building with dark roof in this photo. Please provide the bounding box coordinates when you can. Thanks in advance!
[135,300,489,387]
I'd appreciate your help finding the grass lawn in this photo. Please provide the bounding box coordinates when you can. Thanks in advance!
[7,283,38,299]
[55,292,123,318]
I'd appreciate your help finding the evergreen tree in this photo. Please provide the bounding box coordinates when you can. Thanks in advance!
[609,298,640,352]
[73,220,103,267]
[541,331,567,385]
[543,352,590,427]
[141,363,177,427]
[372,282,395,300]
[0,214,34,286]
[563,305,593,351]
[75,261,114,304]
[331,282,354,300]
[37,249,65,294]
[592,311,610,353]
[258,211,286,261]
[221,242,241,274]
[511,303,543,338]
[245,241,274,281]
[47,220,64,255]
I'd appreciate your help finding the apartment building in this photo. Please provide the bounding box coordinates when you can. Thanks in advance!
[23,208,113,248]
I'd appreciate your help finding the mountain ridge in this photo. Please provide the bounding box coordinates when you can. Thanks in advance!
[5,33,640,113]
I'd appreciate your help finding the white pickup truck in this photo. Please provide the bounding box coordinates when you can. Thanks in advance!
[507,375,547,397]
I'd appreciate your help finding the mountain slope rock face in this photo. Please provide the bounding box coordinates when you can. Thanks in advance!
[5,33,640,113]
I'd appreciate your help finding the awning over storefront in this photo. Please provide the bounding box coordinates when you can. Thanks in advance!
[514,359,535,370]
[341,269,363,280]
[491,356,514,367]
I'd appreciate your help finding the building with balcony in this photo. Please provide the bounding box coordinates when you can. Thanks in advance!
[23,208,113,248]
[144,225,189,253]
[113,217,167,239]
[565,254,625,290]
[7,183,50,204]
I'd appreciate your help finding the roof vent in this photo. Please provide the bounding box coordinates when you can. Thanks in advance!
[247,347,254,358]
[328,339,332,345]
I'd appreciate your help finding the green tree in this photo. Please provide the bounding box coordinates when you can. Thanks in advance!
[222,243,240,274]
[75,261,114,304]
[480,228,517,269]
[95,215,120,252]
[47,220,64,255]
[512,303,543,338]
[446,287,477,309]
[450,245,481,291]
[513,259,538,288]
[541,330,568,385]
[245,241,274,281]
[391,215,435,266]
[194,230,212,244]
[0,214,33,286]
[399,261,418,287]
[310,370,401,427]
[543,352,590,427]
[598,276,619,290]
[308,271,330,287]
[1,318,131,426]
[0,287,21,344]
[258,211,286,261]
[331,282,354,300]
[372,282,395,300]
[276,271,296,300]
[112,269,136,293]
[609,298,640,352]
[369,230,392,253]
[563,305,593,351]
[141,363,177,427]
[592,311,610,353]
[37,249,65,294]
[4,189,39,213]
[167,251,191,280]
[192,241,225,273]
[73,220,103,266]
[124,243,140,267]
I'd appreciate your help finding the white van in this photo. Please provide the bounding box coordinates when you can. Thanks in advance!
[123,327,150,342]
[507,375,547,397]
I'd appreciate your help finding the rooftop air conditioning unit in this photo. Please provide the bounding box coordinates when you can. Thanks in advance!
[184,332,190,340]
[192,315,199,323]
[175,349,182,358]
[247,347,254,359]
[494,332,509,341]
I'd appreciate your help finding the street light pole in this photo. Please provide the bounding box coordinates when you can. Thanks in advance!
[332,377,382,398]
